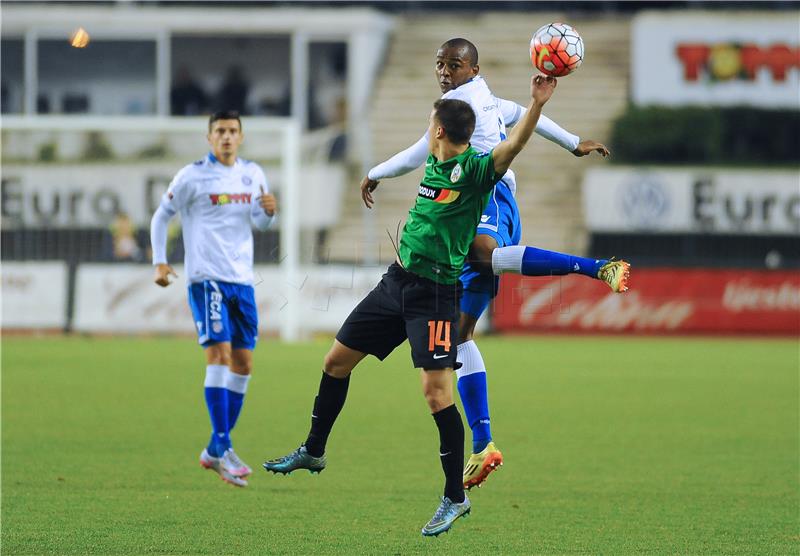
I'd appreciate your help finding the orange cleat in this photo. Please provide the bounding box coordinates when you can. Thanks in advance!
[463,442,503,490]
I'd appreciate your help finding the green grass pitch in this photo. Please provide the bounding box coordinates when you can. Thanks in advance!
[2,335,798,554]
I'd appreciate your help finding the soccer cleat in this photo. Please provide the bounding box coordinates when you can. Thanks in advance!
[597,259,631,293]
[421,495,471,537]
[199,448,248,487]
[262,445,326,475]
[463,441,503,490]
[222,448,252,477]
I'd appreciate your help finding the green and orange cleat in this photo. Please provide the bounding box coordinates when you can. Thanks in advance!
[598,259,631,293]
[463,441,503,490]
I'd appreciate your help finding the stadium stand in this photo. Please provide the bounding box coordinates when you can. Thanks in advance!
[326,13,629,261]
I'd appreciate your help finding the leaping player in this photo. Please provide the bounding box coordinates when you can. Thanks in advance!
[360,38,630,490]
[150,111,277,487]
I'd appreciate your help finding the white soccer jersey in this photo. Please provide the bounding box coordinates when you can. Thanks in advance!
[154,153,274,285]
[442,76,507,153]
[368,75,580,195]
[442,76,517,192]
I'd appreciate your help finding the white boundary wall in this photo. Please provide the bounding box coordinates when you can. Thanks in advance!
[1,262,489,336]
[582,167,800,235]
[72,264,386,335]
[1,261,69,329]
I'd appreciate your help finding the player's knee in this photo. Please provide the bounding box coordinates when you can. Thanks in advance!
[231,360,252,375]
[423,379,453,412]
[323,352,353,378]
[205,343,232,366]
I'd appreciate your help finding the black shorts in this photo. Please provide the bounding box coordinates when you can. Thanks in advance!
[336,263,462,370]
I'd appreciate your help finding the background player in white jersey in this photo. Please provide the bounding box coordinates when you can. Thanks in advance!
[150,111,277,487]
[360,39,630,490]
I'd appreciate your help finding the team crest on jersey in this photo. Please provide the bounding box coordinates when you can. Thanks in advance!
[418,184,461,204]
[209,193,252,206]
[449,163,462,183]
[242,176,252,186]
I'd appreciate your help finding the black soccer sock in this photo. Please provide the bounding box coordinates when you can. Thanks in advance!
[304,371,350,458]
[432,404,465,503]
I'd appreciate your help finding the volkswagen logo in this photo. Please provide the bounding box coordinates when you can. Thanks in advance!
[619,174,670,230]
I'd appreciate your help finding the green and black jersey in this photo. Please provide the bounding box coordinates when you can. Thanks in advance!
[398,146,500,284]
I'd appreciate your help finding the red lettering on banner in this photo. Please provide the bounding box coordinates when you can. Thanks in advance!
[675,42,800,82]
[676,44,710,81]
[493,270,800,335]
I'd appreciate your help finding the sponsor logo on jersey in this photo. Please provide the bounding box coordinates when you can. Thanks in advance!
[450,163,462,183]
[209,193,252,206]
[480,215,490,223]
[242,176,252,186]
[418,184,461,204]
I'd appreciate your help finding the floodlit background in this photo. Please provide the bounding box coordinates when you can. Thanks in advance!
[2,1,798,554]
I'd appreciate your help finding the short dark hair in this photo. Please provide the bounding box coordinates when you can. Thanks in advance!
[432,99,475,145]
[440,38,479,66]
[209,111,242,131]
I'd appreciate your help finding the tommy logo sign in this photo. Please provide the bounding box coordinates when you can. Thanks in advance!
[209,193,252,206]
[675,43,800,82]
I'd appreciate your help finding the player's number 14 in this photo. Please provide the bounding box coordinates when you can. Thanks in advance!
[427,320,451,353]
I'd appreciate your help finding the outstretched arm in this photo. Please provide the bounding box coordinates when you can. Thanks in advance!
[497,97,609,158]
[367,132,429,181]
[498,97,578,152]
[361,132,430,208]
[492,75,557,176]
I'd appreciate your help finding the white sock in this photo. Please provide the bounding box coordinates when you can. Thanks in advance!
[225,370,251,394]
[204,364,228,388]
[456,340,487,379]
[491,245,526,275]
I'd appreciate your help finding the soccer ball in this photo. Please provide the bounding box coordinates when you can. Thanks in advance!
[530,23,584,77]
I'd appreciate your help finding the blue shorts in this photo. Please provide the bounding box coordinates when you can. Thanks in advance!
[187,280,259,350]
[459,181,521,303]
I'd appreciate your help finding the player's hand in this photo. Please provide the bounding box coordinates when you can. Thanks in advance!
[154,263,178,287]
[361,176,379,209]
[258,186,277,216]
[572,140,610,158]
[531,74,557,106]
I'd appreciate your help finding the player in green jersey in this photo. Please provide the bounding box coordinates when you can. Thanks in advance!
[264,74,557,537]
